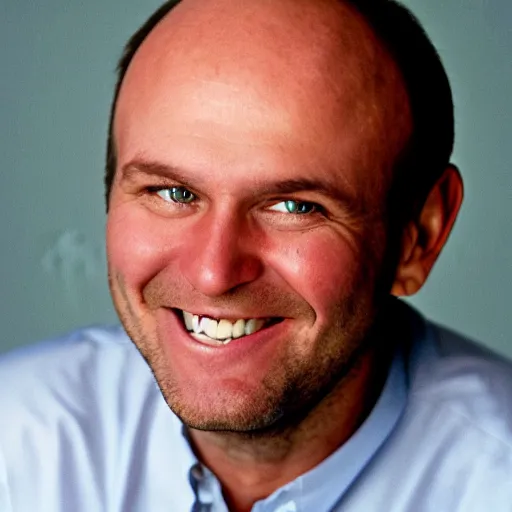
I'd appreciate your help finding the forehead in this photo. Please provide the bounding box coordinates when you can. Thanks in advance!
[114,0,411,189]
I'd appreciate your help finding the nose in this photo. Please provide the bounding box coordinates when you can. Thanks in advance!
[178,209,264,297]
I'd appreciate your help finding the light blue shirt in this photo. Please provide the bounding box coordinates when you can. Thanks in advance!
[1,302,512,511]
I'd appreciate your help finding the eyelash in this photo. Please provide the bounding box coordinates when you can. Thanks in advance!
[159,186,195,204]
[268,199,324,215]
[146,185,196,204]
[146,185,326,217]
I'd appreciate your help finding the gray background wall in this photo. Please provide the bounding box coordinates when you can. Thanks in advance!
[1,0,511,356]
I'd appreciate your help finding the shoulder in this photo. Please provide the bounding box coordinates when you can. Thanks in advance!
[397,315,512,503]
[0,325,146,405]
[0,327,191,511]
[0,325,173,429]
[0,325,159,440]
[351,311,512,510]
[410,319,512,448]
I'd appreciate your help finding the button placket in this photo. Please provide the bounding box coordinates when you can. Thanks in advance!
[189,463,214,512]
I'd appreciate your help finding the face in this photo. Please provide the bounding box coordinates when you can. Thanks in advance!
[107,0,411,432]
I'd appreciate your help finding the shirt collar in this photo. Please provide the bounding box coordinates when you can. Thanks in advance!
[255,341,407,512]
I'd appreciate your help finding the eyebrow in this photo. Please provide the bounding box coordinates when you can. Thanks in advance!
[120,159,359,211]
[120,160,196,188]
[258,177,355,205]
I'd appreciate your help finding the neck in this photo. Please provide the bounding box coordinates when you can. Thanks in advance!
[188,340,393,512]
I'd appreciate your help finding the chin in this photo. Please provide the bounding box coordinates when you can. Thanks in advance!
[155,374,287,433]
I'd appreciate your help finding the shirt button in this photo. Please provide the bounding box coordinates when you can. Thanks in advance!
[190,463,204,481]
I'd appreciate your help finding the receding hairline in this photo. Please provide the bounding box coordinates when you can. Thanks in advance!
[124,1,408,119]
[112,0,411,176]
[105,0,453,217]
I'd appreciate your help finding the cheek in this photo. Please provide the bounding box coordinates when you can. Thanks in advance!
[265,231,361,318]
[106,204,176,290]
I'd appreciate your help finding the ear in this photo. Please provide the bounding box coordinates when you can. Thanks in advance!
[391,164,464,297]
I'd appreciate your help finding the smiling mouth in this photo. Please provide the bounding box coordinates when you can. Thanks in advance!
[177,309,282,346]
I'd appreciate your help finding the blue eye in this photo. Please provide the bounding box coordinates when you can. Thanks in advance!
[269,200,318,214]
[157,187,196,204]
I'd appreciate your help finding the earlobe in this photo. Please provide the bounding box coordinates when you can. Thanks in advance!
[390,222,426,296]
[391,164,464,297]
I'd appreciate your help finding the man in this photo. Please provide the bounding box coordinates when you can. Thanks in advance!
[1,0,511,510]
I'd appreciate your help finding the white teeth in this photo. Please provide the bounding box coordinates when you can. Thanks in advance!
[192,315,201,334]
[233,319,246,339]
[245,318,265,336]
[217,319,233,340]
[190,332,224,346]
[182,311,270,343]
[199,316,208,333]
[245,318,257,336]
[183,311,194,331]
[204,318,218,339]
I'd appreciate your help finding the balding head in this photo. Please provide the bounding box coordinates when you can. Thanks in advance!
[105,0,453,222]
[115,0,410,204]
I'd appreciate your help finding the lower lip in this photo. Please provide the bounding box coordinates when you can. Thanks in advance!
[156,308,289,363]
